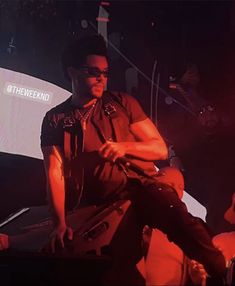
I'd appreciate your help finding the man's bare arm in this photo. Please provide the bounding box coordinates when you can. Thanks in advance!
[41,146,73,252]
[99,118,168,162]
[42,145,66,227]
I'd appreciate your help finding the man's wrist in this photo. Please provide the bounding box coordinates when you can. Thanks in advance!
[52,215,66,228]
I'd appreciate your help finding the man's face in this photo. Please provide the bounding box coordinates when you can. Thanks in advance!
[72,55,108,99]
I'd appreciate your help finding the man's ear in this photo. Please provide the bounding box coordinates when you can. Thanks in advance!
[67,67,77,80]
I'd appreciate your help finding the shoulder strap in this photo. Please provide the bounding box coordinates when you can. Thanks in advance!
[102,91,129,142]
[63,111,79,178]
[62,111,84,209]
[102,91,129,117]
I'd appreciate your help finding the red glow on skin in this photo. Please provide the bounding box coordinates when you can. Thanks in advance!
[213,233,235,263]
[139,229,184,284]
[71,55,108,104]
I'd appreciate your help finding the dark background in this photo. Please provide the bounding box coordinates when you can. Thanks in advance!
[1,0,235,234]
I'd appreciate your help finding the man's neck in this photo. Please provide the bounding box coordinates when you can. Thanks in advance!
[71,94,97,108]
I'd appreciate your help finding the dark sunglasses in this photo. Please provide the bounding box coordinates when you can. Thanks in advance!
[79,66,109,78]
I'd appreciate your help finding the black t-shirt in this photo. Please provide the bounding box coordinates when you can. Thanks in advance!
[41,92,150,203]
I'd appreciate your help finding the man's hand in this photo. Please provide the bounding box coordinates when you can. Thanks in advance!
[188,259,208,285]
[0,233,9,251]
[99,141,126,162]
[49,224,73,253]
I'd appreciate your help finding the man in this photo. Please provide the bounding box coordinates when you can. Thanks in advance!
[40,34,226,281]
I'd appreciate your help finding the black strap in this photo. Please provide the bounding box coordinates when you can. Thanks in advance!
[101,91,129,142]
[62,111,84,209]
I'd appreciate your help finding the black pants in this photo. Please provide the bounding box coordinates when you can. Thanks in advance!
[121,179,227,280]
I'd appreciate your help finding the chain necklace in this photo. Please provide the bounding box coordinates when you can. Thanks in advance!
[77,100,97,130]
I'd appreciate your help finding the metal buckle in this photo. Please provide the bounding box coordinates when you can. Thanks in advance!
[63,116,76,128]
[104,103,117,116]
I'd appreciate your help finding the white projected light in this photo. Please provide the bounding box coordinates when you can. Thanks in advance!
[0,67,70,159]
[182,191,207,221]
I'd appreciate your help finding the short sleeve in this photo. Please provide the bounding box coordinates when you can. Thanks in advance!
[40,112,63,147]
[121,93,147,124]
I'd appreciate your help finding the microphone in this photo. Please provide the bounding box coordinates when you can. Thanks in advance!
[116,157,153,179]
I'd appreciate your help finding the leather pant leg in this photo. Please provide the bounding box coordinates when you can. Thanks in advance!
[128,181,226,280]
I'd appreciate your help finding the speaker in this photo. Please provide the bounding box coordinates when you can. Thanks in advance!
[0,200,132,255]
[0,200,137,285]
